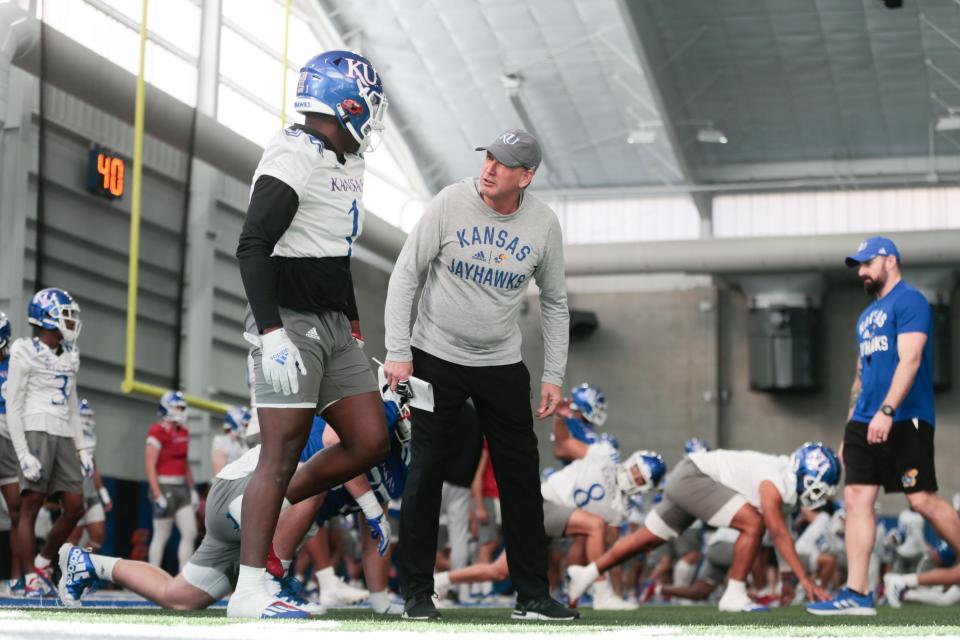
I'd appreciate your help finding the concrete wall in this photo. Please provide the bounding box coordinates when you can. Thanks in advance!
[0,69,393,482]
[520,277,960,513]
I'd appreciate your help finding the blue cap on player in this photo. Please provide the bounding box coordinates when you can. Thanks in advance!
[845,236,900,267]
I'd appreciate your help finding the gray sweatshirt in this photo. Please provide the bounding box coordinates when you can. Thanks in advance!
[384,178,569,385]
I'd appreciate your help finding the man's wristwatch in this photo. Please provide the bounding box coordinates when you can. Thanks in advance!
[880,404,895,417]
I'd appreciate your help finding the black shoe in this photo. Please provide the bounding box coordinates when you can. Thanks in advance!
[512,596,580,621]
[402,593,441,621]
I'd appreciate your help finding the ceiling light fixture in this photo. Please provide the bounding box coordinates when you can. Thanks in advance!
[697,127,728,144]
[935,114,960,132]
[626,128,657,144]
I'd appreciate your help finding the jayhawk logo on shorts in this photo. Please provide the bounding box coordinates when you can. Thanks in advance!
[901,469,919,489]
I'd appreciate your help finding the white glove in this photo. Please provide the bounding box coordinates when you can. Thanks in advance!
[153,493,168,518]
[78,448,95,480]
[98,485,112,507]
[17,451,42,483]
[190,488,200,511]
[247,329,306,396]
[356,491,390,557]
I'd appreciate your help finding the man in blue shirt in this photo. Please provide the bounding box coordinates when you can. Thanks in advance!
[808,236,960,616]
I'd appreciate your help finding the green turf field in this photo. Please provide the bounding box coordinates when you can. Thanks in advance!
[5,605,960,637]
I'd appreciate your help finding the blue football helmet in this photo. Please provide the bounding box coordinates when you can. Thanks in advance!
[224,405,251,434]
[791,442,841,509]
[616,450,667,495]
[28,288,81,343]
[158,390,187,423]
[0,311,10,357]
[684,437,710,455]
[295,50,388,152]
[78,398,94,418]
[570,383,607,427]
[934,539,957,568]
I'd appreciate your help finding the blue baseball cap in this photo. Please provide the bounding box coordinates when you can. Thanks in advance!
[845,236,900,267]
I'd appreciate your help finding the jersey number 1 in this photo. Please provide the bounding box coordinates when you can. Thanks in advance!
[345,199,359,257]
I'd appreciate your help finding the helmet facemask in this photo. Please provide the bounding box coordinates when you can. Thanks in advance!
[339,79,389,153]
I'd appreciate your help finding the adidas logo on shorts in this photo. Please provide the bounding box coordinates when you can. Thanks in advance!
[306,327,321,341]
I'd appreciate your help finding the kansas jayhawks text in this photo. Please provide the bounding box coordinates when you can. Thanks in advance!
[456,225,532,262]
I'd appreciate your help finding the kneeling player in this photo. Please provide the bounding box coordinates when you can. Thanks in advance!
[566,442,840,612]
[56,400,405,616]
[435,443,666,610]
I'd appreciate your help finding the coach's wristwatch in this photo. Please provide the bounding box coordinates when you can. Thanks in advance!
[879,404,895,417]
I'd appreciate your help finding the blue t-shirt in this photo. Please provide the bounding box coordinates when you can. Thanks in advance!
[852,281,935,426]
[0,356,8,415]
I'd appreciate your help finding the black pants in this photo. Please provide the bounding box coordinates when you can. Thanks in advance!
[399,347,548,602]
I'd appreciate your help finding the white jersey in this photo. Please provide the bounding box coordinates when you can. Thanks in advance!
[795,512,843,558]
[79,414,96,451]
[688,449,797,512]
[5,337,82,439]
[896,508,927,558]
[543,441,626,525]
[252,126,366,259]
[216,444,261,481]
[212,433,247,467]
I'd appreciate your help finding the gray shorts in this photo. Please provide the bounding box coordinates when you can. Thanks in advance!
[646,459,746,541]
[244,306,377,410]
[699,541,734,585]
[542,500,575,539]
[0,434,19,485]
[21,432,83,495]
[82,476,98,505]
[181,475,249,600]
[155,483,191,519]
[478,497,501,545]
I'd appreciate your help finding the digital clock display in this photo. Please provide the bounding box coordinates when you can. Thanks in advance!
[87,147,125,199]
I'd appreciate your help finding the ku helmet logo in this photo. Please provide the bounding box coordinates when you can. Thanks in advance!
[344,58,379,86]
[500,132,519,145]
[805,449,828,471]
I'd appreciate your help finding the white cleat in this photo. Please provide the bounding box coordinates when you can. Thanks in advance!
[227,590,309,619]
[265,573,325,616]
[432,571,451,597]
[57,544,96,608]
[566,563,599,605]
[319,577,370,607]
[718,593,770,613]
[592,579,639,610]
[884,573,908,609]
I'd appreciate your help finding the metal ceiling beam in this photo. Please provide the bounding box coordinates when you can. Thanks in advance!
[615,0,712,233]
[564,229,960,277]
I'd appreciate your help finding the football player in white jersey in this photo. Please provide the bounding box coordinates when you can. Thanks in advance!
[0,311,23,586]
[567,442,841,612]
[211,406,250,476]
[67,399,111,552]
[5,288,92,596]
[434,444,666,610]
[232,50,391,618]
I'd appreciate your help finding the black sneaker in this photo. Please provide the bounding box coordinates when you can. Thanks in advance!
[402,593,441,621]
[512,596,580,621]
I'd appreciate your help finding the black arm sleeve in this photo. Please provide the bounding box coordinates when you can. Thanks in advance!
[345,271,359,323]
[236,175,300,333]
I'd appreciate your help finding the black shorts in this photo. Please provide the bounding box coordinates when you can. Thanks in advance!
[843,419,937,494]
